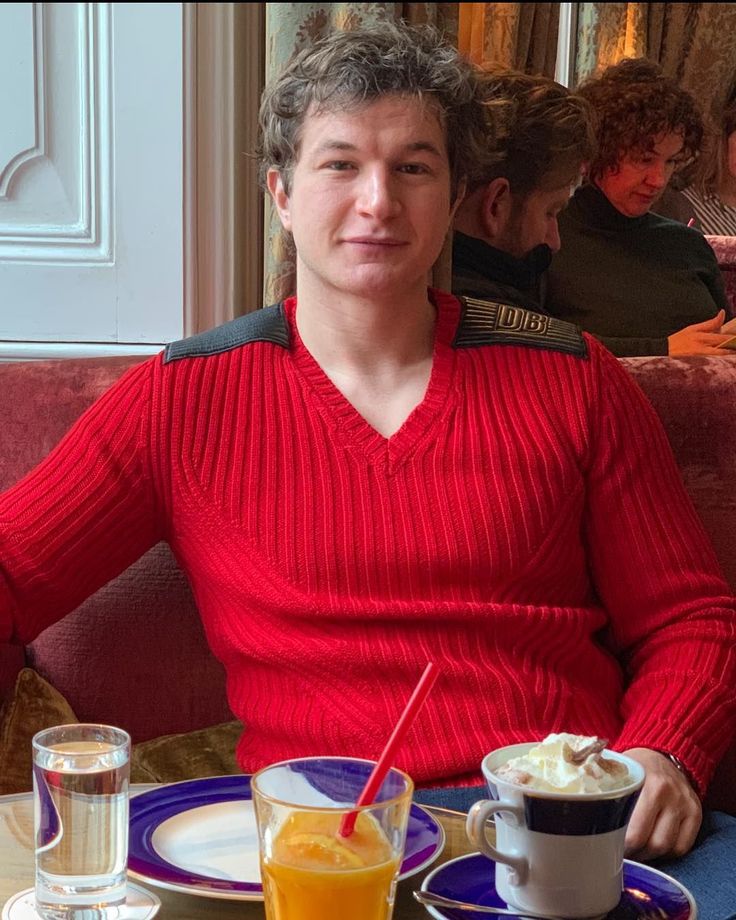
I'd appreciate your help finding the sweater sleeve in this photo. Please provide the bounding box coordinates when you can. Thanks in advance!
[591,332,669,358]
[0,358,165,647]
[582,340,736,794]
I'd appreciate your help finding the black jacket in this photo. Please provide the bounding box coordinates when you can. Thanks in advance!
[451,231,551,313]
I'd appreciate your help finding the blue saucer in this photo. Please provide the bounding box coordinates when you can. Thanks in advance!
[128,773,444,900]
[420,853,696,919]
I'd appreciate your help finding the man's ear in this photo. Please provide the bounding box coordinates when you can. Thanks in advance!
[481,177,513,242]
[267,168,292,232]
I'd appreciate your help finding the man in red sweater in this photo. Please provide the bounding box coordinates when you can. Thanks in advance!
[1,22,736,912]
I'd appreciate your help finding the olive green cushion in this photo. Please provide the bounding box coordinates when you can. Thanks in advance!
[130,720,242,783]
[0,667,242,792]
[0,668,78,795]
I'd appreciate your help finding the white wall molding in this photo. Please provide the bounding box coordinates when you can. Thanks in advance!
[0,2,113,262]
[0,3,184,344]
[0,2,46,201]
[0,341,162,362]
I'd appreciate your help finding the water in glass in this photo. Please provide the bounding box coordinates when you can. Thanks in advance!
[33,727,129,919]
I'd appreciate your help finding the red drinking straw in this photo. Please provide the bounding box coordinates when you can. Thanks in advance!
[338,661,439,838]
[687,218,696,228]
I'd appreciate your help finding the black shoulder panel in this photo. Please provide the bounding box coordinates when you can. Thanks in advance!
[164,303,290,364]
[453,297,587,359]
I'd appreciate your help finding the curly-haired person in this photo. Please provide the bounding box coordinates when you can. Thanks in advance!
[546,58,733,356]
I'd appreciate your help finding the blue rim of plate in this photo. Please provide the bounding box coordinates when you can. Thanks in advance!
[420,852,697,920]
[128,774,445,901]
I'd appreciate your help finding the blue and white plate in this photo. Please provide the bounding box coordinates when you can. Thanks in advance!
[128,775,445,901]
[420,853,696,920]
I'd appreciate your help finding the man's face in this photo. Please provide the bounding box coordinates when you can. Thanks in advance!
[267,95,459,303]
[495,183,572,259]
[597,131,685,218]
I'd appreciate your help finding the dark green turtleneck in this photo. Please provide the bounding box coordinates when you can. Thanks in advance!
[545,183,729,356]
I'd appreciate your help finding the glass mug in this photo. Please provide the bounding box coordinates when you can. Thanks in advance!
[252,756,414,920]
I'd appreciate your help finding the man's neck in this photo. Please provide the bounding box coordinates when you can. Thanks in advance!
[453,203,484,240]
[294,273,436,376]
[293,271,437,439]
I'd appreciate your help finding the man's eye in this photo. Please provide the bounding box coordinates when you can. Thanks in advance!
[398,163,428,175]
[326,161,353,171]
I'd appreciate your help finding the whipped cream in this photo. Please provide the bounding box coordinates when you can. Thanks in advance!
[495,733,632,794]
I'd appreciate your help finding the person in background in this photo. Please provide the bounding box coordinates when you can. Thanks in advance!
[2,24,736,917]
[545,58,733,356]
[452,68,595,312]
[683,93,736,235]
[651,183,700,228]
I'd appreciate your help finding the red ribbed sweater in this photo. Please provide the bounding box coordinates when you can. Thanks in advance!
[1,291,735,793]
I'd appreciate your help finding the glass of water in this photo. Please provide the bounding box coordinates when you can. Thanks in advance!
[32,723,131,919]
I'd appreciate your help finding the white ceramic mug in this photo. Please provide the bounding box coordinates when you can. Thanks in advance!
[466,742,645,919]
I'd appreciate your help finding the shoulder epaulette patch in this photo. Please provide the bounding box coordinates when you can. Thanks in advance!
[164,303,289,363]
[453,297,587,359]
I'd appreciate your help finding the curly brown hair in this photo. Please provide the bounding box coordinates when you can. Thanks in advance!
[579,58,703,182]
[257,21,503,200]
[467,67,596,196]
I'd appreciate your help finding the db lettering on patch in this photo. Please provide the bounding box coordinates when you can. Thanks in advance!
[496,305,549,335]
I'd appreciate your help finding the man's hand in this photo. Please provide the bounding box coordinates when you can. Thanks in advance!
[668,310,735,356]
[622,748,702,859]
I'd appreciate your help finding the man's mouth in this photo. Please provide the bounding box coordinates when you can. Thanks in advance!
[344,237,406,246]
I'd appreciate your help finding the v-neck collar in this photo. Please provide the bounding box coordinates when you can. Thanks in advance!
[283,290,460,470]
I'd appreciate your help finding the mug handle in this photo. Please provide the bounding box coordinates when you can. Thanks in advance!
[466,799,528,885]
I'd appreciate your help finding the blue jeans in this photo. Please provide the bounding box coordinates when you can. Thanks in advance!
[413,787,736,920]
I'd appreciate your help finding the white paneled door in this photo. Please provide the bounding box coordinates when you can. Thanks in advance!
[0,2,184,356]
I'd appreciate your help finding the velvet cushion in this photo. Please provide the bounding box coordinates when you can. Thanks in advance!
[130,721,242,783]
[0,668,78,795]
[27,544,232,744]
[0,356,147,492]
[706,235,736,314]
[621,355,736,590]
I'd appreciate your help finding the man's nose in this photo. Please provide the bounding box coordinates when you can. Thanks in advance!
[356,169,400,219]
[547,220,562,253]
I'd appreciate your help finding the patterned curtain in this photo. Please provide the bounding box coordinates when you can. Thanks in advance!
[263,3,459,303]
[575,4,736,128]
[457,3,560,74]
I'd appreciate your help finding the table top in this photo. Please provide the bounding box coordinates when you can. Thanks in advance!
[0,788,477,919]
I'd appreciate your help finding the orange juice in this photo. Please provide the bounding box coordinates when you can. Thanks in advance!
[261,810,400,920]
